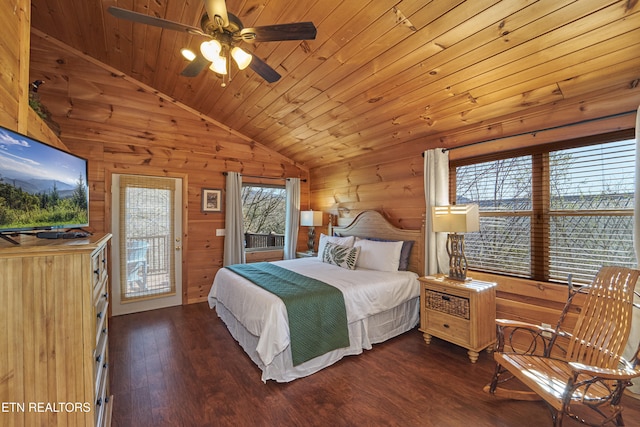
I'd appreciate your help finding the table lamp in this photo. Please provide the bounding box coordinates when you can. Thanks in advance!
[432,205,480,281]
[300,210,323,253]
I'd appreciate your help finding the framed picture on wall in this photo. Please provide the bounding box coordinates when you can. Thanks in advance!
[201,188,222,212]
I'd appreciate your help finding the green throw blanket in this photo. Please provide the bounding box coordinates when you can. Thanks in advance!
[226,262,350,366]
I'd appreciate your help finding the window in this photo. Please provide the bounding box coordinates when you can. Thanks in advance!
[454,133,636,284]
[241,184,286,250]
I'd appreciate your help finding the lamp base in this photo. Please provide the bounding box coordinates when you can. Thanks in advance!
[307,227,316,252]
[446,233,470,281]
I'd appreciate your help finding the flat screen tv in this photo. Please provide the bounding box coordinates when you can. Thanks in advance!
[0,125,89,237]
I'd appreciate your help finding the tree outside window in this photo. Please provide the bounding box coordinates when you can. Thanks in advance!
[241,184,286,250]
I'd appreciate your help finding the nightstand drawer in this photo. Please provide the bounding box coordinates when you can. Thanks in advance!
[425,289,470,319]
[419,275,496,363]
[425,310,470,343]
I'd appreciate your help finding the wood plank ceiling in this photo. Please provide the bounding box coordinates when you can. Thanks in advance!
[29,0,640,169]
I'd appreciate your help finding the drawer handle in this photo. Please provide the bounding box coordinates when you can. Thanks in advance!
[102,327,107,335]
[103,292,109,299]
[96,397,102,407]
[94,268,100,276]
[102,258,106,265]
[103,362,109,370]
[97,311,103,319]
[96,354,102,363]
[441,295,451,301]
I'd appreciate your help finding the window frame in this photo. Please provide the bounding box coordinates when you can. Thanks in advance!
[450,129,635,284]
[241,182,287,252]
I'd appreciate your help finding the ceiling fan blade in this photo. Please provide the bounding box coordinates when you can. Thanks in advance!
[249,55,281,83]
[239,22,317,42]
[204,0,229,28]
[108,6,206,36]
[180,54,211,77]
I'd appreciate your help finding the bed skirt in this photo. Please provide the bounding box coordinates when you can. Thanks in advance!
[213,297,419,383]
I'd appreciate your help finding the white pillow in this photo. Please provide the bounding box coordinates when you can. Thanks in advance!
[353,239,403,272]
[317,234,355,259]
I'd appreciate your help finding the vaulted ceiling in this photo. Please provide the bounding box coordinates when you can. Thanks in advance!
[29,0,640,169]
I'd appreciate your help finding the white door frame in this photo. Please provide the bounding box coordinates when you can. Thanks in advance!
[110,173,184,315]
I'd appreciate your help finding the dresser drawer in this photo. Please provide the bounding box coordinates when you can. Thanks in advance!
[94,330,108,396]
[425,310,470,344]
[95,362,109,427]
[92,245,108,290]
[94,280,109,348]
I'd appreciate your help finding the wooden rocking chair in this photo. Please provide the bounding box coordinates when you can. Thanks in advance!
[484,266,640,426]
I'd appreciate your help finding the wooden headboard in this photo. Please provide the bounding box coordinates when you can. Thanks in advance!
[330,210,425,276]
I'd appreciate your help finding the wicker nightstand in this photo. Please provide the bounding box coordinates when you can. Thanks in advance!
[418,275,497,363]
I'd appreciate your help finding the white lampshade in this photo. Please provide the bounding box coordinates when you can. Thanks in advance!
[231,46,252,70]
[300,210,323,227]
[432,205,479,233]
[200,40,222,62]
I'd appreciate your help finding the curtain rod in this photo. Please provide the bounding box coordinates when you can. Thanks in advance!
[222,172,307,182]
[428,110,637,154]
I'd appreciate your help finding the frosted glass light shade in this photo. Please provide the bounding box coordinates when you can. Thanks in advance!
[209,55,227,75]
[200,40,222,62]
[231,47,252,70]
[180,48,196,62]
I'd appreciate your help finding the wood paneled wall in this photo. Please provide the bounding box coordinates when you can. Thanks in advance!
[27,32,309,305]
[310,87,640,327]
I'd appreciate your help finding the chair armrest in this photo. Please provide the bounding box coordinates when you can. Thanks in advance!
[568,362,640,381]
[496,319,556,336]
[494,319,558,356]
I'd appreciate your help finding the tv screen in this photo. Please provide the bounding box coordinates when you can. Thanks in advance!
[0,125,89,233]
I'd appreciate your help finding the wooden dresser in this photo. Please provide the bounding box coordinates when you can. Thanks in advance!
[419,275,497,363]
[0,233,112,426]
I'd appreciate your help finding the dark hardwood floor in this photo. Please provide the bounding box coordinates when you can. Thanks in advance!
[108,303,640,427]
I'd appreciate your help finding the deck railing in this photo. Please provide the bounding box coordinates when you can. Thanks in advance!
[245,233,285,250]
[127,235,169,274]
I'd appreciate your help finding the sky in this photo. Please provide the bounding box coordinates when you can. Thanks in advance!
[0,127,87,187]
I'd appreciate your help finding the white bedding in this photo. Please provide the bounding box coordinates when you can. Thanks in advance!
[208,257,420,380]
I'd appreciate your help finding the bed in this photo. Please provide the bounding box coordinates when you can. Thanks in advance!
[208,210,425,382]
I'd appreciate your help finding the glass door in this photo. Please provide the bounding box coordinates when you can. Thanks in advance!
[111,174,182,315]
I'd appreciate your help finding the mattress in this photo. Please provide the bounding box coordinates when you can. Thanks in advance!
[208,257,420,382]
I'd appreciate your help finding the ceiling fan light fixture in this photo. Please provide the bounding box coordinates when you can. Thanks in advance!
[209,55,228,75]
[231,46,252,70]
[180,48,196,62]
[200,39,222,62]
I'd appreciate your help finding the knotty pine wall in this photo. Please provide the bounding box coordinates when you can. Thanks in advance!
[26,31,309,305]
[0,0,62,148]
[310,86,640,329]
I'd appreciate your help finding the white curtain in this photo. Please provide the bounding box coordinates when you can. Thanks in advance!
[424,148,450,276]
[624,105,640,394]
[283,178,300,260]
[223,172,245,266]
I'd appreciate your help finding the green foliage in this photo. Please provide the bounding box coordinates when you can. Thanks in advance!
[0,181,87,229]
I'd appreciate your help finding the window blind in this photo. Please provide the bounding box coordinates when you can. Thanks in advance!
[454,137,636,284]
[119,175,176,301]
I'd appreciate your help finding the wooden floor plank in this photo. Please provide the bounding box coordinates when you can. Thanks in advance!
[108,303,640,426]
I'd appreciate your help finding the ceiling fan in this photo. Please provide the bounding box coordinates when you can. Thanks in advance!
[107,0,317,86]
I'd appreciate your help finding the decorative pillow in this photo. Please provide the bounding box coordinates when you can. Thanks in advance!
[353,239,403,272]
[355,237,415,271]
[317,234,355,259]
[322,242,360,270]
